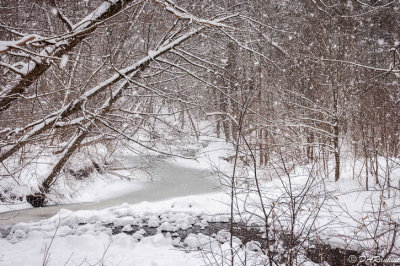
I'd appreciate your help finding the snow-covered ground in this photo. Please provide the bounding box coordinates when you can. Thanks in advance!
[0,194,229,266]
[0,192,317,266]
[1,136,399,265]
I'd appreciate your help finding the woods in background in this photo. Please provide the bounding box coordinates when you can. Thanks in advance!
[0,0,399,190]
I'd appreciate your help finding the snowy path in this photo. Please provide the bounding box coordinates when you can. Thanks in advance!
[0,156,219,225]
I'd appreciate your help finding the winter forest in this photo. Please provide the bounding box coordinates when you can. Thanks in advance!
[0,0,399,265]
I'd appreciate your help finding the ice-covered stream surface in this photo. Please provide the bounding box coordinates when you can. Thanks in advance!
[0,156,218,225]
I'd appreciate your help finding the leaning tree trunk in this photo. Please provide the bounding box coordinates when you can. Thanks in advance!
[40,128,88,193]
[0,0,139,113]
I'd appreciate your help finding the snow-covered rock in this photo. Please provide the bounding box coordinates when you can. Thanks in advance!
[114,216,139,227]
[7,229,26,244]
[158,222,176,232]
[184,233,218,250]
[215,229,230,243]
[132,229,146,240]
[147,216,160,228]
[246,240,262,252]
[121,224,133,232]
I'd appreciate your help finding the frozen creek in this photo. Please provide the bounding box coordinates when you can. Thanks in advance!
[0,156,218,226]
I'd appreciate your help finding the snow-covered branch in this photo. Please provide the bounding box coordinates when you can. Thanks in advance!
[153,0,236,29]
[0,7,235,163]
[0,0,142,113]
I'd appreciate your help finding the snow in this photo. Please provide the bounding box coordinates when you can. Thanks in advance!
[246,240,262,252]
[73,178,145,203]
[0,193,234,265]
[0,35,36,54]
[215,229,230,243]
[1,1,399,264]
[0,144,150,213]
[184,233,219,250]
[0,230,205,266]
[1,165,398,265]
[148,50,157,59]
[1,136,399,265]
[59,54,68,68]
[73,1,113,31]
[50,8,58,16]
[158,221,175,232]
